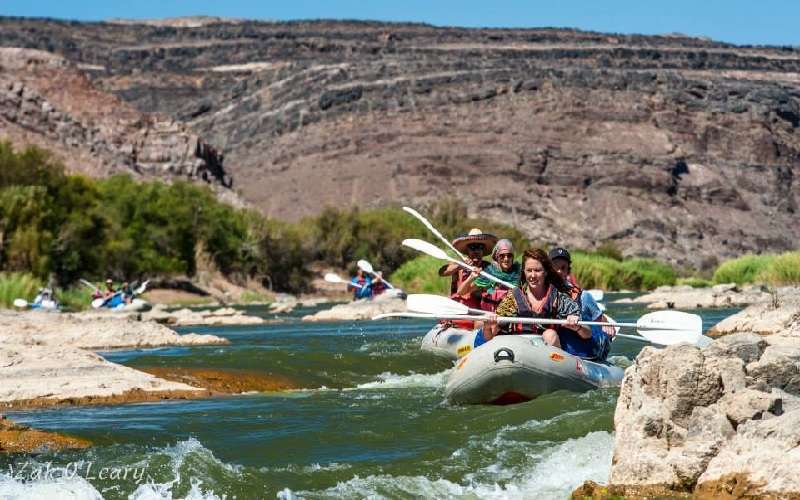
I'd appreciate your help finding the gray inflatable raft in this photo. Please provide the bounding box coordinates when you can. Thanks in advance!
[444,335,625,405]
[420,323,480,360]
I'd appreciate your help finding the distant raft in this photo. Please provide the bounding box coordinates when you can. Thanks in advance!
[421,323,625,405]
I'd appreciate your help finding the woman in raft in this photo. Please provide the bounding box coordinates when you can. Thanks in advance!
[457,238,521,312]
[478,248,608,360]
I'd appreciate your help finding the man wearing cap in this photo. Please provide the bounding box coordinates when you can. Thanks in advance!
[438,229,496,315]
[549,247,614,360]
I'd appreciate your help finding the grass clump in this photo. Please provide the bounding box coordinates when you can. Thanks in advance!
[712,254,774,285]
[572,253,676,291]
[390,256,450,294]
[755,251,800,286]
[677,277,714,288]
[0,272,42,308]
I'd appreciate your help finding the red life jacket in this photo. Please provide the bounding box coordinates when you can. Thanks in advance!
[372,280,386,295]
[508,285,560,335]
[449,261,489,309]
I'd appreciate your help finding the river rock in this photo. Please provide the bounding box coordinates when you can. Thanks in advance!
[708,287,800,336]
[614,284,772,309]
[301,294,405,322]
[142,304,264,326]
[608,327,800,497]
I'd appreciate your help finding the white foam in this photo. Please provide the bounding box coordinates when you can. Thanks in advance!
[0,472,103,500]
[282,431,614,499]
[355,370,451,389]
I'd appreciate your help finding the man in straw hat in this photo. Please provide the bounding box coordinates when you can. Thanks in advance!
[438,229,497,318]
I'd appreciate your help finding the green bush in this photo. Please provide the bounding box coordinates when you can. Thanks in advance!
[712,254,774,285]
[390,256,451,294]
[755,252,800,286]
[571,252,676,291]
[0,272,43,308]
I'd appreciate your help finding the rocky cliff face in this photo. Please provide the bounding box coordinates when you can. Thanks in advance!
[0,47,232,189]
[0,18,798,267]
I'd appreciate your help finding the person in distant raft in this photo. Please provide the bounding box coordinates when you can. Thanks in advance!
[457,238,521,312]
[549,247,614,359]
[371,272,387,296]
[348,268,374,300]
[103,278,116,298]
[480,248,603,359]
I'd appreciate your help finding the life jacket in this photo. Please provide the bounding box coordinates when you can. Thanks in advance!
[567,283,583,309]
[449,261,488,309]
[352,276,372,299]
[372,280,386,296]
[508,285,560,335]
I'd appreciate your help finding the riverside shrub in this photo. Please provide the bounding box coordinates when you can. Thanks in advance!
[712,254,774,285]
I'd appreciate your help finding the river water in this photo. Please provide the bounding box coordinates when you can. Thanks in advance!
[0,297,738,499]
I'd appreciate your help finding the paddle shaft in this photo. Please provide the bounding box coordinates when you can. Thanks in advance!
[403,207,468,261]
[363,269,395,289]
[447,258,517,290]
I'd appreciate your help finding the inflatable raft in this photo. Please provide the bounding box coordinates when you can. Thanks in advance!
[421,323,624,405]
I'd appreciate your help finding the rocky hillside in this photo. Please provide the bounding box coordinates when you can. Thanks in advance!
[1,17,798,268]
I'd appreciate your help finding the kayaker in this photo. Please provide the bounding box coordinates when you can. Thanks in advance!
[103,278,116,298]
[121,282,134,304]
[348,268,373,300]
[549,247,613,360]
[480,248,595,357]
[371,272,387,296]
[457,238,521,312]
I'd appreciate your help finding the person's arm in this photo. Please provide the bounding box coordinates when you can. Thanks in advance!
[438,262,460,277]
[456,266,482,296]
[559,293,592,339]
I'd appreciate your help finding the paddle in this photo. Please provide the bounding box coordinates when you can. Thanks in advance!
[402,239,517,290]
[13,298,28,308]
[324,273,364,289]
[402,206,468,261]
[357,260,396,289]
[400,294,704,346]
[374,311,702,347]
[79,278,100,292]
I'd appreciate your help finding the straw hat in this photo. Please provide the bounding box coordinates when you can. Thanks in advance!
[452,228,498,253]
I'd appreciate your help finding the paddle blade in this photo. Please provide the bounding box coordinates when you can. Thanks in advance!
[406,294,469,316]
[91,298,106,309]
[134,280,149,295]
[587,289,604,302]
[357,260,375,274]
[636,311,703,346]
[324,273,345,284]
[13,299,28,308]
[402,239,451,261]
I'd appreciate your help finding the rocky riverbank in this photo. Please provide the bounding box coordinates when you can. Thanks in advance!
[613,283,774,309]
[301,293,406,322]
[580,288,800,498]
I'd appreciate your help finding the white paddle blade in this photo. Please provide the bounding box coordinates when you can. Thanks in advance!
[636,311,703,346]
[13,298,28,308]
[587,289,604,302]
[134,280,149,295]
[80,279,99,291]
[406,294,470,316]
[91,298,106,309]
[402,239,451,261]
[324,273,345,284]
[357,260,375,274]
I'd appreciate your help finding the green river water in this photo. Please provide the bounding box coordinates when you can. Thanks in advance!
[0,297,738,499]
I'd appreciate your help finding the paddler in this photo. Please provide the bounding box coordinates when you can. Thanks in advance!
[438,227,496,309]
[348,268,374,301]
[549,246,614,359]
[480,248,591,355]
[457,238,520,312]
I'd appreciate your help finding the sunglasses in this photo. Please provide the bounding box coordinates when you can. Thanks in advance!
[467,243,485,251]
[497,253,514,260]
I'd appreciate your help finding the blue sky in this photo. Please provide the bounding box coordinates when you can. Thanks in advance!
[2,0,798,46]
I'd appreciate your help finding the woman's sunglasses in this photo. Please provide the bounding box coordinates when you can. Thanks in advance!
[497,253,514,260]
